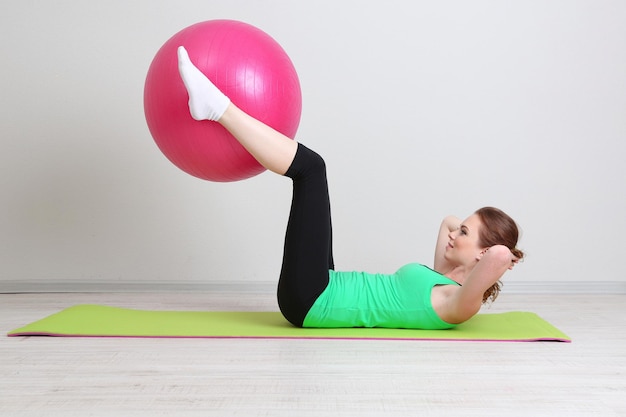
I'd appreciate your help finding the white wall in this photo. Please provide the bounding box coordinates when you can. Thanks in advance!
[1,1,625,292]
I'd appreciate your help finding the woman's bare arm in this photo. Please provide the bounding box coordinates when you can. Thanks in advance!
[439,245,516,323]
[433,215,461,272]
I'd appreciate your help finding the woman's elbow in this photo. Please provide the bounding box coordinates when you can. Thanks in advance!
[484,245,514,268]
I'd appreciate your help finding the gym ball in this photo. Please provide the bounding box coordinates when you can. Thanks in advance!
[144,20,302,182]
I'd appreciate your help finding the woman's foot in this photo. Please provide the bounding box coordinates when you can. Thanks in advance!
[177,46,230,121]
[178,46,297,175]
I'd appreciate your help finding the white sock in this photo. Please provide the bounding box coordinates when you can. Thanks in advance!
[177,46,231,121]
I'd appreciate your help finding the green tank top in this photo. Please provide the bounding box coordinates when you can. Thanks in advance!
[302,263,459,329]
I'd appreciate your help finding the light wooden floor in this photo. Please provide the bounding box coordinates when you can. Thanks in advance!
[1,291,624,417]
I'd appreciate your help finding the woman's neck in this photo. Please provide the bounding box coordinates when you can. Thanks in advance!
[442,264,474,285]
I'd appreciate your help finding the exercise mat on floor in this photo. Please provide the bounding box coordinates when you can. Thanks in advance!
[7,304,571,342]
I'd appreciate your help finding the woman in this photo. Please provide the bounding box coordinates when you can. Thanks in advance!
[177,46,524,330]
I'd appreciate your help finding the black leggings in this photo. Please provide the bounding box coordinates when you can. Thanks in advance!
[277,144,334,327]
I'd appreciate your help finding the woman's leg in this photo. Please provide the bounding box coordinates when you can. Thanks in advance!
[177,46,297,175]
[277,144,334,326]
[178,46,333,326]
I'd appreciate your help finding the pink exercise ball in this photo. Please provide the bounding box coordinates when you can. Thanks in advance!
[144,20,302,182]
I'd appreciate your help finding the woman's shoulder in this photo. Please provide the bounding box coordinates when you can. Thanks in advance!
[396,263,437,275]
[397,263,460,286]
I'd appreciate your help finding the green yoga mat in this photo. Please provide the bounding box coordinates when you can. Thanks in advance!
[7,304,570,342]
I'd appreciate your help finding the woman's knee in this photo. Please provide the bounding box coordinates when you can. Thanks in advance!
[306,147,326,171]
[285,144,327,180]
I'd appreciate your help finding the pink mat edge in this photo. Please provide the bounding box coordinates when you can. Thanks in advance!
[7,331,571,343]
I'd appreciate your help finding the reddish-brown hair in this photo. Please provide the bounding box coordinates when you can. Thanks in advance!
[474,207,525,303]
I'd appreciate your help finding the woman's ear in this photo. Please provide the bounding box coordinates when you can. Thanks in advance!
[476,248,489,261]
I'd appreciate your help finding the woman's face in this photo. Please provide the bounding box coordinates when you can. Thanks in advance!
[444,214,485,266]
